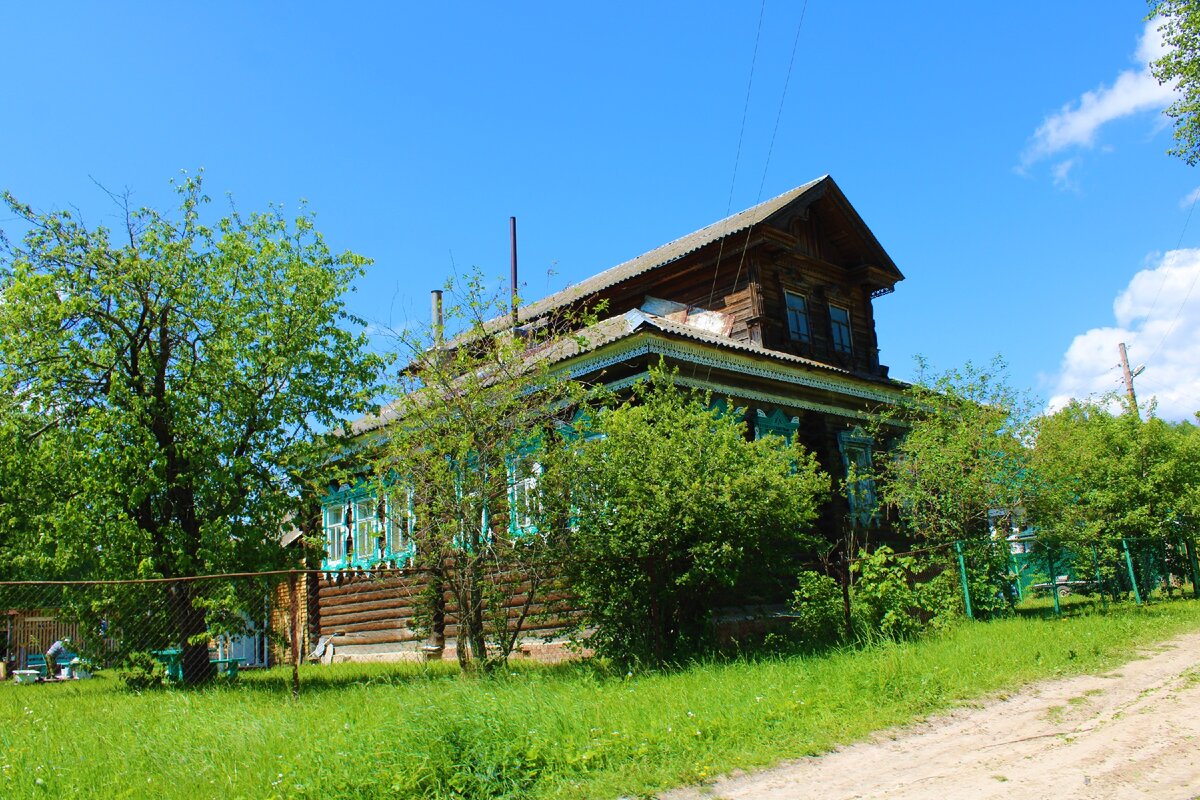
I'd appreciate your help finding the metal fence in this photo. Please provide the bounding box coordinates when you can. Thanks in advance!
[913,534,1200,620]
[0,565,575,694]
[0,571,332,693]
[2,536,1197,691]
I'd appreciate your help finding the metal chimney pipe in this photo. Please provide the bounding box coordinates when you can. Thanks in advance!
[431,289,444,346]
[510,216,519,329]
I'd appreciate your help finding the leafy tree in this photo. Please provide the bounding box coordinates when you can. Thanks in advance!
[874,358,1035,545]
[0,175,385,682]
[1149,0,1200,165]
[547,367,829,665]
[1029,398,1200,595]
[871,358,1036,618]
[374,270,594,671]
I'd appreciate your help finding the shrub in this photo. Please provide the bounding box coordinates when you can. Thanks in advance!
[117,651,167,691]
[852,546,956,640]
[789,570,844,649]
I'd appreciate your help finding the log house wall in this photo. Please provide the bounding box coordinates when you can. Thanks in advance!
[312,570,583,663]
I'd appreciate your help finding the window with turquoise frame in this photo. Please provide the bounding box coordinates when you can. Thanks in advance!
[754,408,799,442]
[838,427,877,527]
[354,497,378,561]
[386,488,416,562]
[508,454,542,536]
[321,483,419,569]
[323,504,347,566]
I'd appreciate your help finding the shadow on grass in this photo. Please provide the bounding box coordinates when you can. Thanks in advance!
[212,654,626,697]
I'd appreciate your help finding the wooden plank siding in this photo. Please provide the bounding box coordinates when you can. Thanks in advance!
[312,570,583,663]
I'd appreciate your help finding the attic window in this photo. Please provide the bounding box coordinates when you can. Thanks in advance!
[784,292,810,343]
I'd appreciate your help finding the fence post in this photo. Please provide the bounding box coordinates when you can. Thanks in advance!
[1121,538,1142,605]
[1008,552,1023,602]
[954,541,974,620]
[1046,546,1061,617]
[288,571,301,700]
[1186,537,1200,600]
[1091,545,1107,610]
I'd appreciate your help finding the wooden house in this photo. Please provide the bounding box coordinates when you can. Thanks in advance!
[311,175,909,661]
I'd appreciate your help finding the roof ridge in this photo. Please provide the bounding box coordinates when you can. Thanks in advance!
[516,176,828,321]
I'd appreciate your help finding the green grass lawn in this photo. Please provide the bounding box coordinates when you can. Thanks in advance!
[5,600,1200,800]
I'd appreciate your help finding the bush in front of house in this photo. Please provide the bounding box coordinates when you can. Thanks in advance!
[547,366,830,666]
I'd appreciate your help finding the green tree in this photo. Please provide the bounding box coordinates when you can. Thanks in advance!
[374,270,594,671]
[875,358,1035,544]
[1150,0,1200,165]
[1029,399,1200,595]
[547,367,829,665]
[0,175,385,682]
[871,358,1036,617]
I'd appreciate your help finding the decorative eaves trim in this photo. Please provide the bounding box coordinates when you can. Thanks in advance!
[604,371,874,421]
[561,331,905,408]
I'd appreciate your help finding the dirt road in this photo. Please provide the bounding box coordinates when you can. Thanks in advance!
[663,630,1200,800]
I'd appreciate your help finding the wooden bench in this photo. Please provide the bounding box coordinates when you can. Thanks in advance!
[151,649,242,681]
[25,652,79,678]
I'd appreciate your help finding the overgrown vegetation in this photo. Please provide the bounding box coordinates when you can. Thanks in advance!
[4,601,1199,800]
[0,175,385,683]
[374,269,596,670]
[547,367,830,665]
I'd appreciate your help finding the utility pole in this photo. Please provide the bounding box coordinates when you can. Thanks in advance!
[1117,342,1145,419]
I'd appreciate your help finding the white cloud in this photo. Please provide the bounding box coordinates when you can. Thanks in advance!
[1181,186,1200,209]
[1051,158,1078,191]
[1021,21,1177,173]
[1048,248,1200,421]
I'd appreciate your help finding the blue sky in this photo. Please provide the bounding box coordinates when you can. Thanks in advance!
[4,2,1199,419]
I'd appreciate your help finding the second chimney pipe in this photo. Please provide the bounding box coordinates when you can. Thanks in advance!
[510,216,519,329]
[431,289,444,346]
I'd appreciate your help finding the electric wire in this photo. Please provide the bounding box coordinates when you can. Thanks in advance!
[699,0,767,334]
[1135,187,1200,371]
[699,1,809,390]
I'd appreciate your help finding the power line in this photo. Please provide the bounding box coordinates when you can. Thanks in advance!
[1143,255,1200,366]
[705,0,810,317]
[697,0,768,372]
[727,0,811,309]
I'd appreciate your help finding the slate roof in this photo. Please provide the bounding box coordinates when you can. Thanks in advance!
[516,177,828,322]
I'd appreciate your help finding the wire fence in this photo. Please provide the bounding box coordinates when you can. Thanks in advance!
[844,534,1200,624]
[2,535,1196,692]
[0,565,578,694]
[0,571,302,690]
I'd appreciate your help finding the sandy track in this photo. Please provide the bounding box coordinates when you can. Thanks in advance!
[662,630,1200,800]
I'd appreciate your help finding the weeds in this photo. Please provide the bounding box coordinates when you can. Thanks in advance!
[2,601,1199,799]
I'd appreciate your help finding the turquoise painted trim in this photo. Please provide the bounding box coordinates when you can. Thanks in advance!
[320,483,416,571]
[755,408,799,441]
[605,370,876,421]
[560,332,906,408]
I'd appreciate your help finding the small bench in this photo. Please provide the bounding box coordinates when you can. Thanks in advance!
[25,652,79,679]
[151,649,242,681]
[211,657,242,679]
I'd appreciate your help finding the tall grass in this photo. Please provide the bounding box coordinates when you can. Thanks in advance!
[3,601,1200,799]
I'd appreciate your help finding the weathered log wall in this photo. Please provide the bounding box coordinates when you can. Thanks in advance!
[313,569,583,663]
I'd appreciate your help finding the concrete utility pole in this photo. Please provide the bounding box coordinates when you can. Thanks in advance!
[1117,342,1145,419]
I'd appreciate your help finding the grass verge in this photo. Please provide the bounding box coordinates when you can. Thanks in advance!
[3,600,1200,799]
